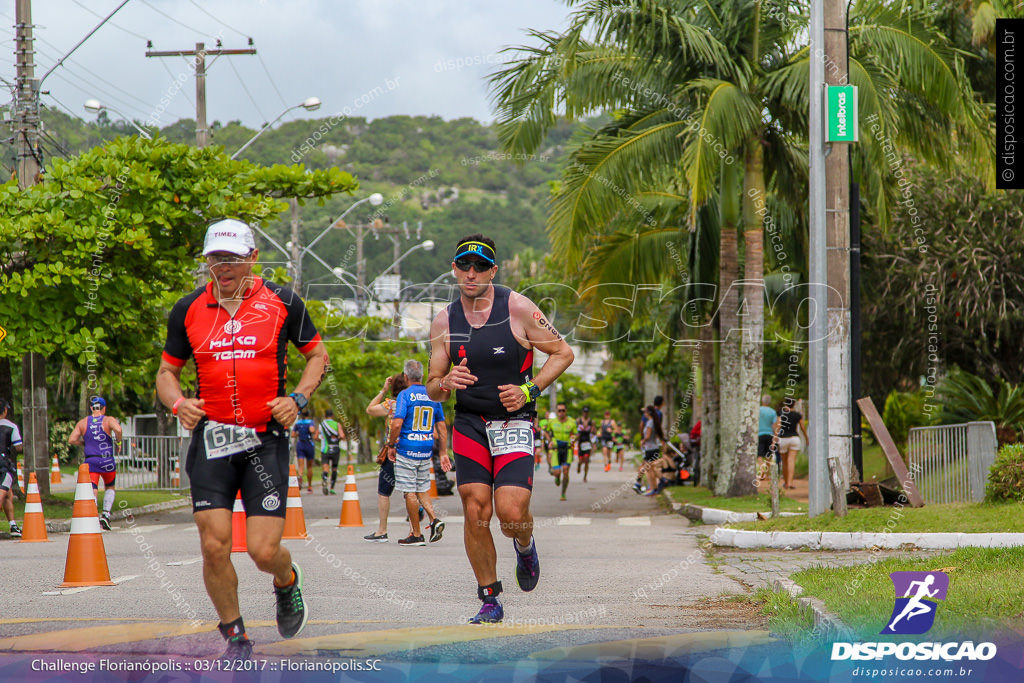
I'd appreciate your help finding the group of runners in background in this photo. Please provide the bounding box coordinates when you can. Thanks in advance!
[536,406,629,500]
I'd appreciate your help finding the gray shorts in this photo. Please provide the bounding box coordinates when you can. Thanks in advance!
[394,453,431,493]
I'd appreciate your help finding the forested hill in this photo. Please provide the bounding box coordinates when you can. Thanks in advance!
[25,107,594,288]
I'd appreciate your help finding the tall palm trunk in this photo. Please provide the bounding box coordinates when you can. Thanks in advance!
[714,161,742,496]
[699,321,717,487]
[727,140,765,497]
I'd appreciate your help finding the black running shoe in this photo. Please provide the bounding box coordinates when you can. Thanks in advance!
[427,520,445,543]
[322,480,328,496]
[468,599,503,624]
[221,636,253,661]
[8,523,21,537]
[274,563,308,639]
[99,515,111,531]
[363,532,388,542]
[397,534,425,546]
[515,539,540,592]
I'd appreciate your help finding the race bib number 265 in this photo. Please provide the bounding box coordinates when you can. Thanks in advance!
[485,420,534,456]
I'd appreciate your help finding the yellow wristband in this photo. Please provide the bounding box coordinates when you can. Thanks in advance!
[519,384,531,400]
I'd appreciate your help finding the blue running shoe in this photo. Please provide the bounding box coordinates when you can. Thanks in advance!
[468,599,503,624]
[515,539,540,592]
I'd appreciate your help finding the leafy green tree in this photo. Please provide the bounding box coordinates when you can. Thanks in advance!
[0,136,357,490]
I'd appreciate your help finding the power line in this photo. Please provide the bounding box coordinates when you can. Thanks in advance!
[34,34,161,113]
[41,92,79,120]
[155,58,195,110]
[256,51,288,109]
[140,0,212,36]
[70,0,148,41]
[226,57,267,122]
[187,0,249,41]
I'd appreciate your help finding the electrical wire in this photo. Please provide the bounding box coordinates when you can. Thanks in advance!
[35,34,160,113]
[139,0,213,37]
[255,51,289,109]
[155,58,196,112]
[70,0,148,41]
[226,57,267,123]
[187,0,249,41]
[41,92,80,120]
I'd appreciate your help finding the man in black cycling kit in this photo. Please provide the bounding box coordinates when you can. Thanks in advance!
[156,219,327,661]
[426,235,574,624]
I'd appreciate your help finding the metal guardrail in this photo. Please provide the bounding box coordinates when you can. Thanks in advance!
[115,434,191,491]
[907,421,997,504]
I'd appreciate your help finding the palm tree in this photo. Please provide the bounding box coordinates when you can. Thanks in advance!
[490,0,989,496]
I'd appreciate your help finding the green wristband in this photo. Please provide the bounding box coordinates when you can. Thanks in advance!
[519,380,540,402]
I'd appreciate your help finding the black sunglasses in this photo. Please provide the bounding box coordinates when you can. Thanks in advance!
[454,258,493,273]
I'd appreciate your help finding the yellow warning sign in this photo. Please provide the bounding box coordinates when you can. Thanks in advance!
[0,325,6,343]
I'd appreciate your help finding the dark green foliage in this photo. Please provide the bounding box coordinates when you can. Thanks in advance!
[985,444,1024,503]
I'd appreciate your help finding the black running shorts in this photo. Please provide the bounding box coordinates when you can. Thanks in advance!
[452,413,534,490]
[185,421,289,518]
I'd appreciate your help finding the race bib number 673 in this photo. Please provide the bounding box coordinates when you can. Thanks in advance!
[485,419,534,456]
[204,421,261,460]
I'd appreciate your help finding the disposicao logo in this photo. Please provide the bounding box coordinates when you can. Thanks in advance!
[831,569,998,663]
[882,570,948,635]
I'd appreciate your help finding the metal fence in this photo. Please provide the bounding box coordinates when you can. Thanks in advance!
[907,421,997,504]
[115,434,191,491]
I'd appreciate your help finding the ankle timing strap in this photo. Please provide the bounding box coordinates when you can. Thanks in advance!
[478,581,503,601]
[218,617,245,640]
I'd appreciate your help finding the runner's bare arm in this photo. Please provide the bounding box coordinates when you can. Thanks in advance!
[426,309,476,400]
[498,293,574,411]
[268,341,328,429]
[68,419,86,446]
[436,421,451,472]
[156,359,207,431]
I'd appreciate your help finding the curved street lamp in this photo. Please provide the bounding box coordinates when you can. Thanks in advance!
[83,99,152,139]
[230,96,322,160]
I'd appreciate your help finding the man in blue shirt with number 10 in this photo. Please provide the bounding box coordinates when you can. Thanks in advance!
[386,359,451,547]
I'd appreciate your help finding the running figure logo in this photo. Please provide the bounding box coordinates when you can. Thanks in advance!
[881,571,949,635]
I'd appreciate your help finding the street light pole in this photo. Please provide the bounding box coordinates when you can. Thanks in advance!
[383,239,435,339]
[230,97,322,160]
[83,99,152,139]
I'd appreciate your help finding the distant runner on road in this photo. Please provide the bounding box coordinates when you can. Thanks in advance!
[68,396,122,530]
[426,234,574,624]
[548,404,575,501]
[0,400,24,537]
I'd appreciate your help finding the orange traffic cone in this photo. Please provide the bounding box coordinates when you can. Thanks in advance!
[16,462,24,489]
[20,473,50,543]
[172,459,180,488]
[337,465,363,527]
[50,455,61,485]
[428,463,439,499]
[282,464,307,539]
[231,491,247,553]
[59,465,114,587]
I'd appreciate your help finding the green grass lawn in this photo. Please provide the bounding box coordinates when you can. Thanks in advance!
[794,441,891,482]
[770,547,1024,640]
[730,501,1024,533]
[11,490,187,520]
[667,486,807,514]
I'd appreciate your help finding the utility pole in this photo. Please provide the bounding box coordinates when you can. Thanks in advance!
[14,0,49,496]
[808,0,828,518]
[145,41,256,148]
[825,0,851,517]
[341,220,410,317]
[290,199,302,294]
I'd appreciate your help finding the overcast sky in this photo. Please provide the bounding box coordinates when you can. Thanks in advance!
[2,1,574,129]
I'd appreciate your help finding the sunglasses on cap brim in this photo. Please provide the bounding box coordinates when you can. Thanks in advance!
[454,258,493,273]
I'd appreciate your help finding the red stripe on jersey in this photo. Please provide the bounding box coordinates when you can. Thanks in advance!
[519,349,533,375]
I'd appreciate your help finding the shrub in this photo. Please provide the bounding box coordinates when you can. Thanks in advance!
[48,420,77,465]
[881,390,935,451]
[985,443,1024,503]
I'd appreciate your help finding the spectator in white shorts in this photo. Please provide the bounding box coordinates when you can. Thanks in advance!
[385,360,452,546]
[773,396,808,490]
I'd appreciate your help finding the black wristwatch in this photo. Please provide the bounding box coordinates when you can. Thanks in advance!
[289,392,308,410]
